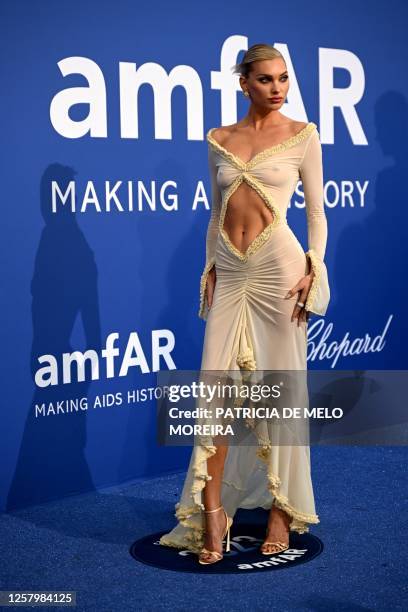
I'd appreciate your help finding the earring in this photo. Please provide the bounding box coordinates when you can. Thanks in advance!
[243,90,249,97]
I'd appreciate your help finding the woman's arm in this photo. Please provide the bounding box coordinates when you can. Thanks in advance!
[198,144,222,320]
[299,128,330,316]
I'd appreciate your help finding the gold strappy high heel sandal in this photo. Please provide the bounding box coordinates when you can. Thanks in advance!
[198,505,233,565]
[260,506,290,555]
[260,539,289,555]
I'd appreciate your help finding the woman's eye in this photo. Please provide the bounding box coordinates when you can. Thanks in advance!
[259,76,288,83]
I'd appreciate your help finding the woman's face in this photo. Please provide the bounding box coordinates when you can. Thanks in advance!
[240,58,289,110]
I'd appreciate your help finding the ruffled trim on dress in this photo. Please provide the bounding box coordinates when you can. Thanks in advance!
[239,356,320,534]
[198,257,216,320]
[304,248,330,316]
[255,443,320,533]
[158,442,217,553]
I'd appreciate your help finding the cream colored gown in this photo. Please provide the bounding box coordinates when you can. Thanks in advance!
[159,121,330,553]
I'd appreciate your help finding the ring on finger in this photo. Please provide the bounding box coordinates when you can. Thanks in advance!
[296,301,305,308]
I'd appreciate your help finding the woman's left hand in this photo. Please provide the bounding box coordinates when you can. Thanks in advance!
[285,272,314,326]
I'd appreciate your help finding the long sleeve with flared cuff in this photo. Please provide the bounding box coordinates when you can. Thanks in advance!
[198,145,222,320]
[299,128,330,316]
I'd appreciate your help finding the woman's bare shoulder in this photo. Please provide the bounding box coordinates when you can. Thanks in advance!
[289,120,309,134]
[209,124,239,146]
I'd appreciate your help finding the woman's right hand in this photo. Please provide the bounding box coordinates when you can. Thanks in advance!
[206,266,217,310]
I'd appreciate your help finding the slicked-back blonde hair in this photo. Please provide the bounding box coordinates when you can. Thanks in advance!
[232,44,286,79]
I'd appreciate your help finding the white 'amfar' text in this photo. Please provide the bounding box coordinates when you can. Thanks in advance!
[49,36,368,144]
[34,330,176,387]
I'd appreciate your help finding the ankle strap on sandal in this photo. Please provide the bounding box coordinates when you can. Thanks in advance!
[203,505,223,513]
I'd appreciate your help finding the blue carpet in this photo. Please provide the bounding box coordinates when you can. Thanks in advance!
[0,446,407,611]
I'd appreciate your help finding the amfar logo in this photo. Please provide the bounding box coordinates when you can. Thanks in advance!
[34,330,176,388]
[49,35,368,145]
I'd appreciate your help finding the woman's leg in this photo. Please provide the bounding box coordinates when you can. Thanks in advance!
[261,504,291,553]
[199,444,228,561]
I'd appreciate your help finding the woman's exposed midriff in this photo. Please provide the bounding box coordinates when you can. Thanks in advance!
[222,180,275,255]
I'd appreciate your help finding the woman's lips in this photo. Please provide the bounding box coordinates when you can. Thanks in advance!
[268,97,282,102]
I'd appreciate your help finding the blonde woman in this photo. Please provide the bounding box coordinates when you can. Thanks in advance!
[160,43,330,565]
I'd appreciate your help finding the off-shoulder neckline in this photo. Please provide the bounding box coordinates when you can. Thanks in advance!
[206,121,317,169]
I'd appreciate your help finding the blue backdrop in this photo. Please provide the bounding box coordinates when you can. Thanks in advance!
[1,0,407,512]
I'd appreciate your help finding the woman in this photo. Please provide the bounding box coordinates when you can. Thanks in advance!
[159,44,330,564]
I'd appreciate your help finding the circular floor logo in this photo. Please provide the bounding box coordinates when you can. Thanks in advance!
[130,522,323,573]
